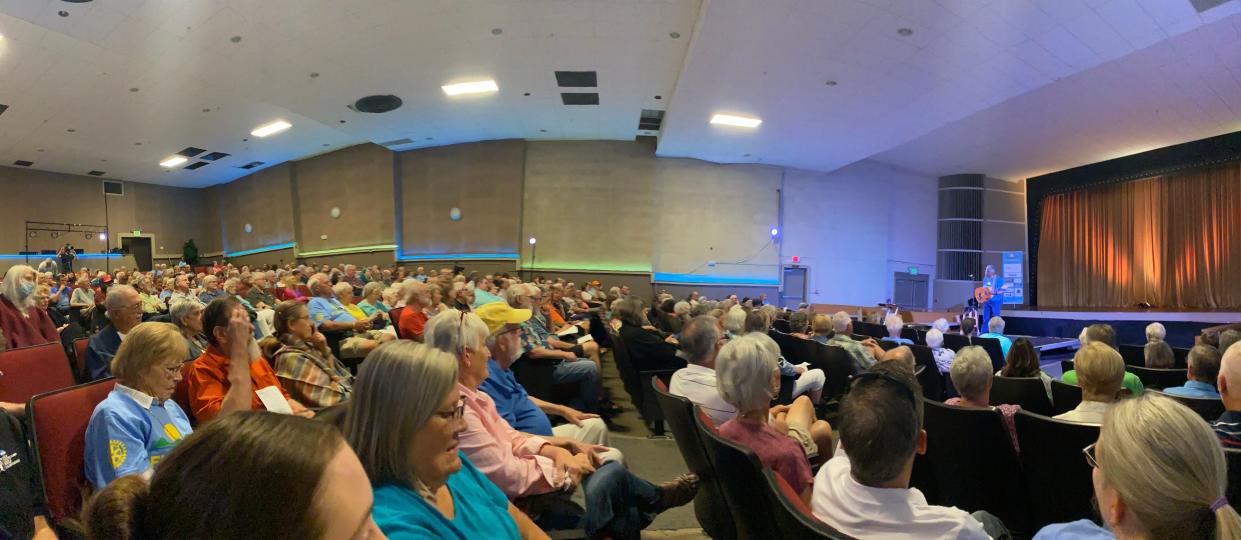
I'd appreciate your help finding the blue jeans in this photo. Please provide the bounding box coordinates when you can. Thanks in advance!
[582,461,660,539]
[982,297,1003,330]
[552,359,600,413]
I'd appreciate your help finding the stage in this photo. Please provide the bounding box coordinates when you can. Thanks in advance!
[1000,308,1241,349]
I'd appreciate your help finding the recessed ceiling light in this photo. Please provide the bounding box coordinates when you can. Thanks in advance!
[309,72,319,78]
[202,108,210,113]
[897,28,913,36]
[825,80,838,86]
[160,156,187,168]
[670,32,680,39]
[250,120,292,137]
[442,80,498,96]
[710,114,762,128]
[66,128,75,133]
[129,87,139,92]
[57,10,69,17]
[230,35,242,43]
[491,28,503,35]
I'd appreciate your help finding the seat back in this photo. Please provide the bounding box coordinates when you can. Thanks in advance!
[651,378,735,540]
[388,307,407,339]
[694,408,781,538]
[0,343,76,403]
[29,378,118,522]
[768,329,801,361]
[1050,379,1082,415]
[1125,366,1188,390]
[72,337,90,382]
[1014,410,1100,528]
[942,332,971,352]
[763,468,855,539]
[1159,391,1225,422]
[808,343,854,401]
[852,321,885,339]
[1118,344,1145,367]
[990,376,1054,416]
[1059,359,1075,376]
[1227,448,1241,508]
[1174,347,1191,368]
[921,399,1030,533]
[771,318,792,334]
[971,336,1006,371]
[908,344,943,401]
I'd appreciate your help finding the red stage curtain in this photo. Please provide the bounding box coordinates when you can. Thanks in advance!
[1038,161,1241,309]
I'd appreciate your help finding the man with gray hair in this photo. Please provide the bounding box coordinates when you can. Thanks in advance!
[1221,330,1241,356]
[306,273,386,359]
[825,311,884,374]
[979,316,1012,358]
[669,316,735,425]
[84,285,143,380]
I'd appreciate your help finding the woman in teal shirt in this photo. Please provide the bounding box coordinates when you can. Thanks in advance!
[357,282,392,318]
[344,341,547,540]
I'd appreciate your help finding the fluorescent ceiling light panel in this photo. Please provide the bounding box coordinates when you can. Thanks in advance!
[159,156,188,167]
[710,114,762,128]
[442,80,498,96]
[250,120,292,137]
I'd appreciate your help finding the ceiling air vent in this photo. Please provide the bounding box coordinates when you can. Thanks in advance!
[177,146,206,157]
[352,95,403,113]
[380,137,414,147]
[561,93,599,105]
[201,151,230,161]
[554,71,597,87]
[1189,0,1231,12]
[87,170,105,176]
[0,104,8,116]
[638,109,664,131]
[13,160,32,167]
[238,161,266,170]
[184,161,210,170]
[102,181,123,196]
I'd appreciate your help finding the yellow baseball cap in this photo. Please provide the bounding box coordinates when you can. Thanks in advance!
[474,302,532,335]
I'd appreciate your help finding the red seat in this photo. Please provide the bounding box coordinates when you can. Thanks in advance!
[72,338,90,382]
[29,378,117,522]
[389,307,407,339]
[0,343,76,404]
[763,468,854,538]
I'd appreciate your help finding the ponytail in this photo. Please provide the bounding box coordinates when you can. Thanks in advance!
[83,475,148,540]
[1215,502,1241,540]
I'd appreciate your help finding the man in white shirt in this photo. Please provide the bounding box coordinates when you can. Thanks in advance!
[812,361,1007,539]
[1054,342,1124,424]
[668,315,735,425]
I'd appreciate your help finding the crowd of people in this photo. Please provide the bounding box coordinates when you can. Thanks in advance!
[2,258,1241,539]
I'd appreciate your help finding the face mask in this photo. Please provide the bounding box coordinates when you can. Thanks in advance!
[18,280,34,299]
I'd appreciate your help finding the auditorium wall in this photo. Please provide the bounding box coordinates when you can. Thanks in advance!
[218,163,295,256]
[293,144,397,254]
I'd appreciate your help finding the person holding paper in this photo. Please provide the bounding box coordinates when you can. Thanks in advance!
[179,297,313,422]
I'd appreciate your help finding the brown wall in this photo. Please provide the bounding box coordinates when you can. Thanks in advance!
[294,144,396,253]
[399,140,524,257]
[219,163,295,255]
[199,185,224,255]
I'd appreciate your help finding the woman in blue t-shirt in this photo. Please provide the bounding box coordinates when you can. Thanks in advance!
[344,341,547,540]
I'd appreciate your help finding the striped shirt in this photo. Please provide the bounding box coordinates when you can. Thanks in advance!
[1213,411,1241,448]
[271,343,353,409]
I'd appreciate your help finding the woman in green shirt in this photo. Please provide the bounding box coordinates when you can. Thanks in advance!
[358,281,391,317]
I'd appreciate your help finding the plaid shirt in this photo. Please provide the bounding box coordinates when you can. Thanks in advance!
[271,343,353,409]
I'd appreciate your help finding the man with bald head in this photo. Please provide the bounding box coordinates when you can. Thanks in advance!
[1213,343,1241,447]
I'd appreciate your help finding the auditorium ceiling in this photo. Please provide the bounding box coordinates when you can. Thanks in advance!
[0,0,1237,187]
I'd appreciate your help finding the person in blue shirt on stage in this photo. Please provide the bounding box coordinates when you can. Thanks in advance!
[84,322,194,489]
[980,264,1005,328]
[980,316,1013,359]
[1163,345,1222,399]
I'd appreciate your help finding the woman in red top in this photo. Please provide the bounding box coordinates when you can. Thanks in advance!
[0,265,58,349]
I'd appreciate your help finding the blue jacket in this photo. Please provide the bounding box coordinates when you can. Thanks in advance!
[86,324,123,381]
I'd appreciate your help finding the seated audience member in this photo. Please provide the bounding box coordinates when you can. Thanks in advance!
[167,274,196,305]
[0,265,59,350]
[134,277,166,315]
[1062,324,1145,396]
[959,316,976,336]
[926,328,956,374]
[508,285,604,415]
[979,316,1012,358]
[270,301,354,409]
[170,299,209,361]
[334,281,382,327]
[1213,343,1241,447]
[881,345,916,369]
[812,360,1006,539]
[342,340,547,540]
[158,277,174,303]
[278,274,307,301]
[85,285,144,380]
[197,275,226,304]
[744,310,826,403]
[809,313,833,345]
[825,311,885,374]
[932,318,951,334]
[470,303,610,448]
[50,273,72,314]
[1145,340,1175,368]
[397,280,431,341]
[71,275,97,317]
[999,337,1052,401]
[440,319,697,538]
[180,297,312,422]
[356,281,390,317]
[616,297,686,374]
[718,333,834,504]
[306,273,389,359]
[0,404,55,539]
[472,279,506,308]
[1055,342,1125,424]
[788,311,811,339]
[1221,330,1241,357]
[341,264,364,289]
[946,346,1021,452]
[243,273,276,310]
[225,278,273,337]
[1163,344,1222,399]
[84,411,382,539]
[882,314,913,345]
[670,316,737,425]
[1145,322,1166,344]
[85,323,194,489]
[449,282,474,313]
[1034,394,1241,540]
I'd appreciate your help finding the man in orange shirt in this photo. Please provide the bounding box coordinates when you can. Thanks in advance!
[180,297,313,422]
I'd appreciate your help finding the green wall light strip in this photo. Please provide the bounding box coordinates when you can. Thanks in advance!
[296,244,398,258]
[520,264,652,274]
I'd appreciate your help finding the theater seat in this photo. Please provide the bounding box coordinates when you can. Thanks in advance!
[1227,448,1241,508]
[29,378,118,524]
[695,407,781,538]
[762,468,856,539]
[971,336,1006,372]
[1125,365,1188,390]
[1051,379,1082,415]
[1014,410,1100,528]
[651,378,736,540]
[0,343,76,404]
[990,376,1054,416]
[1157,391,1224,422]
[72,337,90,383]
[387,306,406,339]
[1117,344,1145,367]
[611,332,674,435]
[909,344,944,401]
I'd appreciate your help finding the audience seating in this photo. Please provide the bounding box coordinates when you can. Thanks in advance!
[851,321,885,339]
[1050,379,1082,415]
[1014,410,1100,528]
[1173,347,1190,367]
[990,376,1054,416]
[510,354,579,407]
[920,399,1031,534]
[900,327,923,344]
[942,332,971,352]
[694,408,781,538]
[971,336,1006,372]
[762,468,856,539]
[28,378,118,524]
[1059,359,1075,376]
[72,337,89,383]
[388,306,407,339]
[611,332,674,436]
[1117,344,1145,367]
[651,378,736,540]
[771,318,792,334]
[1227,448,1241,508]
[1124,365,1188,390]
[908,344,944,401]
[0,343,76,404]
[1157,391,1224,422]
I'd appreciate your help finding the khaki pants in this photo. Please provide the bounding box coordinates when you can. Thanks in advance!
[552,417,624,464]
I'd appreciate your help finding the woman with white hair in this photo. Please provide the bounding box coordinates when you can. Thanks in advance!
[356,281,391,318]
[169,299,208,361]
[881,314,913,345]
[722,307,747,338]
[1035,394,1241,539]
[0,265,58,349]
[932,318,951,334]
[945,346,1021,451]
[925,328,956,374]
[197,275,226,304]
[1146,322,1167,343]
[717,333,833,505]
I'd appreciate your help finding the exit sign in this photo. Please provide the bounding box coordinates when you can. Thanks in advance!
[791,255,801,263]
[908,266,918,275]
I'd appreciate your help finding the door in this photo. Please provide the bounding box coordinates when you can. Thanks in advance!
[781,266,807,308]
[122,236,153,271]
[893,272,929,310]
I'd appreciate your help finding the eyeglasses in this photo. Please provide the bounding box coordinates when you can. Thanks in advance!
[1082,443,1098,469]
[436,398,465,421]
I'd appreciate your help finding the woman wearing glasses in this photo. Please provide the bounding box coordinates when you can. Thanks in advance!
[1036,393,1241,539]
[84,322,194,489]
[344,340,548,539]
[269,300,354,409]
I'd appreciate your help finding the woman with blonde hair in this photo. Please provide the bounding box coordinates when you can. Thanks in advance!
[0,264,58,349]
[1036,393,1241,539]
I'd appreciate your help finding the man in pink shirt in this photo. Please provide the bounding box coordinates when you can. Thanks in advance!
[423,308,697,539]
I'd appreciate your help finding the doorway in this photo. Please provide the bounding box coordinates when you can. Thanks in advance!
[781,266,807,308]
[893,272,929,310]
[121,236,153,271]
